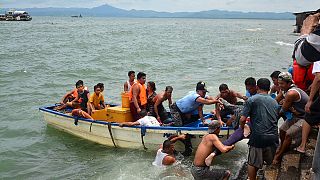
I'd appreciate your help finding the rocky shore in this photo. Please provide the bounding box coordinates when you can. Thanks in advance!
[235,128,319,180]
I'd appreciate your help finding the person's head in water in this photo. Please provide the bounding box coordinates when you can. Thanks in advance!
[164,86,173,98]
[162,139,174,154]
[219,84,230,99]
[97,83,104,92]
[94,85,102,96]
[76,80,84,93]
[257,78,271,92]
[278,72,293,92]
[147,81,156,93]
[137,72,146,85]
[270,71,281,86]
[128,71,135,82]
[196,81,208,98]
[245,77,257,96]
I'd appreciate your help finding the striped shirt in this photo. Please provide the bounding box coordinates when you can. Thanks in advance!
[294,25,320,66]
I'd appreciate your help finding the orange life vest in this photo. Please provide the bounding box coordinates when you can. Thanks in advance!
[293,59,314,91]
[129,82,147,106]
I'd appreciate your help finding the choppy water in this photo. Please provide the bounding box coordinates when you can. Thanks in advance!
[0,17,297,179]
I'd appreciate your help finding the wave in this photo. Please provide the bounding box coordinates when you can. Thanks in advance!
[245,28,262,32]
[275,41,294,47]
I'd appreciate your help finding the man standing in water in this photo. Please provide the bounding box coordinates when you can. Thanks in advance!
[240,78,279,180]
[129,72,147,121]
[191,120,234,180]
[152,134,187,167]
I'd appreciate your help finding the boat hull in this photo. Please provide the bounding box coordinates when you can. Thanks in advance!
[40,106,234,151]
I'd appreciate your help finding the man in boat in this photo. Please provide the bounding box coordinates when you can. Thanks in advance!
[270,71,281,97]
[240,78,279,179]
[213,84,247,126]
[272,72,309,164]
[129,72,147,121]
[153,134,187,167]
[97,83,105,108]
[204,77,258,164]
[119,110,160,127]
[191,120,234,180]
[124,71,135,92]
[88,84,105,115]
[151,86,173,125]
[170,81,221,126]
[69,80,92,119]
[54,80,88,111]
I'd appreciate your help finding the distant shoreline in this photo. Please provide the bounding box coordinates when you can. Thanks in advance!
[0,4,295,20]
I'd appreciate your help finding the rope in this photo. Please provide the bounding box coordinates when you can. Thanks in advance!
[107,123,117,148]
[141,127,148,150]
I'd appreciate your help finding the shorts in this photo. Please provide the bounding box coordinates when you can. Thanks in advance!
[280,118,303,139]
[170,103,183,126]
[191,164,229,180]
[305,96,320,126]
[130,102,146,121]
[248,145,276,169]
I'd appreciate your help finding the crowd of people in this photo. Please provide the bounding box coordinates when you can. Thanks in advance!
[54,13,320,179]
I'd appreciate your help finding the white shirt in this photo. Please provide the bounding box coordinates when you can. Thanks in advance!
[137,116,160,127]
[312,61,320,74]
[152,148,168,167]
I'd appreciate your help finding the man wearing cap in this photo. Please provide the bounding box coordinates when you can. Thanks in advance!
[170,82,221,126]
[191,120,235,180]
[272,72,309,164]
[239,78,279,179]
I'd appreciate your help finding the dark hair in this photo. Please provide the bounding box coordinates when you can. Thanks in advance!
[270,71,281,79]
[257,78,271,91]
[163,140,172,150]
[219,84,229,91]
[76,80,83,87]
[94,85,101,91]
[165,86,173,92]
[128,71,135,77]
[137,72,146,79]
[245,77,256,86]
[148,81,156,91]
[97,83,104,89]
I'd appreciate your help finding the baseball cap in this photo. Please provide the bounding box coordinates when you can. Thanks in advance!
[208,120,220,134]
[196,81,209,92]
[278,72,293,83]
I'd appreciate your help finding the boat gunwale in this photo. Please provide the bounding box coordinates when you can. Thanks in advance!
[39,105,233,131]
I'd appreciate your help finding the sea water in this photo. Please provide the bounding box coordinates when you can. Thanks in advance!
[0,17,297,179]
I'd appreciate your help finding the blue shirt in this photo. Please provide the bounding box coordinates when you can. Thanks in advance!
[176,92,204,114]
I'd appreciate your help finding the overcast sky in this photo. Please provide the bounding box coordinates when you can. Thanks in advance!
[1,0,319,13]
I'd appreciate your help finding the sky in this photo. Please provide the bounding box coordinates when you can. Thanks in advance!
[0,0,319,13]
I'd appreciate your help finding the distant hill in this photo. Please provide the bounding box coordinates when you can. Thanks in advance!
[0,4,295,19]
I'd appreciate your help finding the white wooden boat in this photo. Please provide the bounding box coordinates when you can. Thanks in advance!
[39,105,234,152]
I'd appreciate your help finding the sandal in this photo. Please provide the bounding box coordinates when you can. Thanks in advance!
[294,147,306,154]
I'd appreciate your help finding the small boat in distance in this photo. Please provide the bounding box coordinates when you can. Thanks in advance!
[71,14,82,18]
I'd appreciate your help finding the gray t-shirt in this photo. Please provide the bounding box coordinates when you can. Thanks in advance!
[242,94,279,148]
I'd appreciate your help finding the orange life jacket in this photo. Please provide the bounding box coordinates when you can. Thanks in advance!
[293,59,314,91]
[129,82,147,106]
